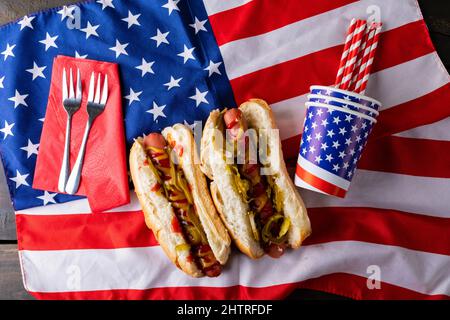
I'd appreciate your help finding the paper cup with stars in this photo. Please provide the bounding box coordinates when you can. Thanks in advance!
[310,85,381,112]
[307,94,379,118]
[295,101,377,197]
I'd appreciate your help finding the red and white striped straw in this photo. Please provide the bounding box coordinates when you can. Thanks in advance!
[334,18,357,86]
[355,23,383,94]
[348,25,374,91]
[338,20,367,90]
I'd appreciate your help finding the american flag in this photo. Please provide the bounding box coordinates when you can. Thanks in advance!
[0,0,449,299]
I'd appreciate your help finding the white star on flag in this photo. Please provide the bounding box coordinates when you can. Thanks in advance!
[339,151,346,159]
[97,0,115,10]
[147,102,167,122]
[189,17,207,34]
[109,39,129,58]
[162,0,180,15]
[57,6,75,20]
[9,170,29,189]
[204,60,222,77]
[151,29,169,47]
[135,58,155,77]
[20,139,39,158]
[75,51,88,59]
[122,10,141,28]
[124,88,142,106]
[325,154,334,162]
[345,114,353,122]
[1,43,16,61]
[332,164,341,172]
[39,33,58,51]
[164,76,182,90]
[37,191,57,205]
[332,140,341,149]
[326,129,335,138]
[178,45,195,63]
[333,116,341,124]
[0,121,14,139]
[8,90,28,108]
[339,127,347,135]
[0,76,4,89]
[189,88,209,107]
[81,22,99,39]
[18,15,35,30]
[26,62,46,80]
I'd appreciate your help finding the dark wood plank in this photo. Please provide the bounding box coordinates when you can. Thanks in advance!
[418,0,450,69]
[0,244,33,299]
[0,163,16,240]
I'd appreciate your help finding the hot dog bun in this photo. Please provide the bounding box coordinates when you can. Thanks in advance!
[162,124,231,264]
[130,125,231,277]
[200,99,311,258]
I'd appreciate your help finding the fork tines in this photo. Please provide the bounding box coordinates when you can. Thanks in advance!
[88,72,108,105]
[62,68,82,102]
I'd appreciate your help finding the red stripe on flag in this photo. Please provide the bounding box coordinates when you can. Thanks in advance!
[16,207,450,255]
[28,273,449,300]
[282,116,450,178]
[209,0,356,46]
[15,211,157,250]
[305,207,450,256]
[231,20,435,105]
[372,82,450,139]
[297,273,450,300]
[295,163,347,197]
[283,132,450,177]
[360,135,450,178]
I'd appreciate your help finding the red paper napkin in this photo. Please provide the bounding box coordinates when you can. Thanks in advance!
[33,55,129,212]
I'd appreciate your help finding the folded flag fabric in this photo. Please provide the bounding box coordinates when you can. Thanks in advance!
[33,55,129,212]
[1,0,450,300]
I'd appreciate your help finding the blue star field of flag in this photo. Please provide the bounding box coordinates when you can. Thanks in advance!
[299,105,375,181]
[0,0,236,209]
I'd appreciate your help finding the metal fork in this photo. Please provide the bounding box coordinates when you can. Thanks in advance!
[58,68,82,192]
[65,72,108,195]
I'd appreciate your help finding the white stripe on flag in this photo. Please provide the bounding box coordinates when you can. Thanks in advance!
[19,241,450,296]
[367,53,450,111]
[302,169,450,218]
[220,0,422,80]
[20,166,450,219]
[271,53,449,140]
[16,193,141,215]
[203,0,252,16]
[394,117,450,141]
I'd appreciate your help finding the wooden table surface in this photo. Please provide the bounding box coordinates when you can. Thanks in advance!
[0,0,448,300]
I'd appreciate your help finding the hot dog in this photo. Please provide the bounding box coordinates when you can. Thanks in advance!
[130,125,231,277]
[224,109,286,258]
[200,99,311,259]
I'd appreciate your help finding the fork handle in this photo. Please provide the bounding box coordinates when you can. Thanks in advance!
[65,119,92,195]
[58,114,72,192]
